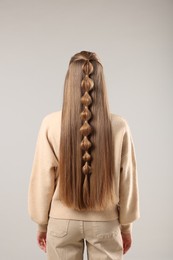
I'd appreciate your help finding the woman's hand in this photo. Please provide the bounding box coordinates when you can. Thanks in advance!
[121,232,132,254]
[37,231,47,253]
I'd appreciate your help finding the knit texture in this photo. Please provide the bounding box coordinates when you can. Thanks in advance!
[28,110,140,233]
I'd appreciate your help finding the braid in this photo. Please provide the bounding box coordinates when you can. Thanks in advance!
[80,59,94,206]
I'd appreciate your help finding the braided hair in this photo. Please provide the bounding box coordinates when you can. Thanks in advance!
[58,51,116,211]
[80,59,94,206]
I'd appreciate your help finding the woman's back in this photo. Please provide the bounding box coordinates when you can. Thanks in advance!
[28,51,140,259]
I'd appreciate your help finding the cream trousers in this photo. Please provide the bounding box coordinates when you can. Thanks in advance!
[46,217,123,260]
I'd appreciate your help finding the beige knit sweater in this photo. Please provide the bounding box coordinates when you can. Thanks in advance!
[28,110,140,233]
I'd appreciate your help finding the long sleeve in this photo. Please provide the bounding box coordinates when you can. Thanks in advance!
[118,121,140,227]
[120,223,132,234]
[28,116,58,232]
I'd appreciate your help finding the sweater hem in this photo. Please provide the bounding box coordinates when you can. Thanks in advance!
[49,200,119,221]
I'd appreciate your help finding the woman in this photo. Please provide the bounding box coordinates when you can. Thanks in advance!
[28,50,140,260]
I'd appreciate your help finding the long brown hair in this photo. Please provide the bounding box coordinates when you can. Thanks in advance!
[58,51,116,211]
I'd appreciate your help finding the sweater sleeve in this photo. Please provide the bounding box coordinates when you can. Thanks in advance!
[120,223,133,234]
[118,121,140,227]
[28,116,58,232]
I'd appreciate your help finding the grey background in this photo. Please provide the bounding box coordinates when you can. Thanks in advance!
[0,0,172,259]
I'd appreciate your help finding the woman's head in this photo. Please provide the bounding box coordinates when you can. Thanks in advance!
[58,50,116,211]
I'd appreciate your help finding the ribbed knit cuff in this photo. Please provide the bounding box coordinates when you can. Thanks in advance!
[37,224,48,232]
[120,223,132,234]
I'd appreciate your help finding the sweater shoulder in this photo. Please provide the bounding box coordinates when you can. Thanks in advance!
[110,112,130,133]
[41,110,62,127]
